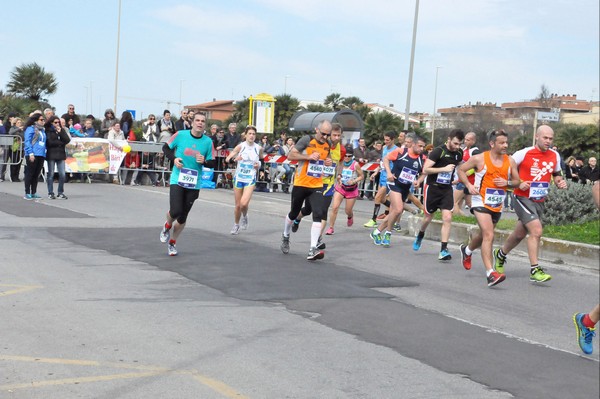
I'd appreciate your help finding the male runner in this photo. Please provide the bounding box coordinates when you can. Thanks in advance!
[457,130,520,287]
[413,129,465,260]
[454,131,480,216]
[370,136,426,247]
[364,131,397,228]
[159,113,215,256]
[281,120,332,260]
[493,125,567,282]
[291,123,345,249]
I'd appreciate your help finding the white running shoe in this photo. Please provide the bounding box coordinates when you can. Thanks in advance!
[167,242,177,256]
[160,227,170,243]
[230,224,240,235]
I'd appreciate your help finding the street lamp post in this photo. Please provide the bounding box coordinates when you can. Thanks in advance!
[113,0,122,113]
[179,79,185,113]
[431,66,442,145]
[403,0,419,131]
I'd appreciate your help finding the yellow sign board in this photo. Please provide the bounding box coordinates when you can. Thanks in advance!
[249,93,276,134]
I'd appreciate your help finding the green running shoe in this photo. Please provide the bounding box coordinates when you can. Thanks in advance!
[493,248,506,274]
[382,232,391,247]
[363,219,377,228]
[370,230,382,245]
[530,267,552,283]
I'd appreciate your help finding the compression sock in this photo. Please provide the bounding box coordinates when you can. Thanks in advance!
[311,222,322,248]
[417,231,425,240]
[582,314,597,328]
[283,215,293,237]
[383,200,391,208]
[372,204,381,220]
[441,242,448,251]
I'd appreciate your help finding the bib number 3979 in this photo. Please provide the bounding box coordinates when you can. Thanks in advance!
[177,168,198,188]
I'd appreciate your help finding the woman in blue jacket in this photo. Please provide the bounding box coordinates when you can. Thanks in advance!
[23,113,47,200]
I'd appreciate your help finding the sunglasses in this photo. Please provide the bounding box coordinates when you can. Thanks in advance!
[53,121,61,124]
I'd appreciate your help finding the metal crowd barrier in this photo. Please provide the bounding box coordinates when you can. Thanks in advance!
[117,141,171,185]
[0,135,23,165]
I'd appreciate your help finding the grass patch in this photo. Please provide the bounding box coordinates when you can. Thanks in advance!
[431,213,599,245]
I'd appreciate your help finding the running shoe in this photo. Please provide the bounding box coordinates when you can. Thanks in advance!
[159,227,170,243]
[370,230,382,246]
[23,194,33,200]
[377,213,387,220]
[392,222,402,232]
[412,236,423,251]
[230,224,240,235]
[291,219,301,233]
[325,227,334,235]
[460,244,472,270]
[316,237,326,250]
[573,313,596,355]
[382,232,391,247]
[167,242,178,256]
[347,217,353,227]
[307,247,325,261]
[280,234,290,254]
[363,219,377,228]
[48,193,56,200]
[241,215,248,230]
[57,193,68,199]
[31,193,42,199]
[487,271,506,287]
[530,267,552,283]
[493,248,506,274]
[438,249,452,261]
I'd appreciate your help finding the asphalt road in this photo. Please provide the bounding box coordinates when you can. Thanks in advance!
[1,181,598,399]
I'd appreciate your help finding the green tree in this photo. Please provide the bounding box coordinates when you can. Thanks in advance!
[225,98,250,130]
[324,93,343,111]
[554,123,599,158]
[0,91,39,118]
[302,103,329,112]
[6,62,58,102]
[341,96,363,109]
[363,111,402,145]
[273,94,300,133]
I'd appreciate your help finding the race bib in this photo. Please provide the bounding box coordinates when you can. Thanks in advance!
[235,161,256,183]
[177,167,198,188]
[307,160,324,177]
[436,171,452,185]
[484,188,506,207]
[529,182,549,200]
[323,162,336,177]
[341,168,353,185]
[398,167,417,185]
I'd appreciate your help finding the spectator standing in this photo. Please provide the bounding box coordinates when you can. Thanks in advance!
[175,109,190,132]
[44,116,70,199]
[225,122,240,148]
[142,115,159,142]
[565,156,579,183]
[8,116,24,182]
[574,157,585,183]
[22,113,47,200]
[120,111,134,138]
[579,157,599,184]
[60,104,80,127]
[81,118,95,138]
[100,109,117,138]
[43,108,55,121]
[157,110,175,141]
[354,137,369,199]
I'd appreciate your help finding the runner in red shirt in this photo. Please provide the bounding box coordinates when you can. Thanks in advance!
[493,125,567,283]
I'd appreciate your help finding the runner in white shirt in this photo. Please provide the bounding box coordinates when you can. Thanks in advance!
[225,125,263,235]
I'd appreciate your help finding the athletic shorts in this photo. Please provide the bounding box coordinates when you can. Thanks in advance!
[471,206,502,224]
[233,177,256,189]
[513,195,545,225]
[456,182,465,191]
[388,182,411,202]
[169,184,200,224]
[290,185,325,222]
[322,195,333,221]
[423,184,454,214]
[334,184,359,199]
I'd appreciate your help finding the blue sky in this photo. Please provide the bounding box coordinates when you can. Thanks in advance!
[1,0,598,120]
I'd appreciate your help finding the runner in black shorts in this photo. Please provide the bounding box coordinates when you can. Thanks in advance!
[412,129,464,260]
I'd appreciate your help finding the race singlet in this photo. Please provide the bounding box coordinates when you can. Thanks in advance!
[177,167,198,188]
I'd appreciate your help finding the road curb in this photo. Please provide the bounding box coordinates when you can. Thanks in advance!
[406,216,599,272]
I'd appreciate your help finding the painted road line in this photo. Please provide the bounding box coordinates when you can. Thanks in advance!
[0,355,249,398]
[0,284,43,297]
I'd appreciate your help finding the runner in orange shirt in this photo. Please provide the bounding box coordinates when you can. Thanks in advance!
[457,130,520,287]
[280,120,332,260]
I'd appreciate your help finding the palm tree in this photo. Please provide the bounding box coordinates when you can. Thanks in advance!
[324,93,344,111]
[6,62,58,102]
[274,94,300,132]
[302,103,330,112]
[341,96,363,109]
[363,111,402,145]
